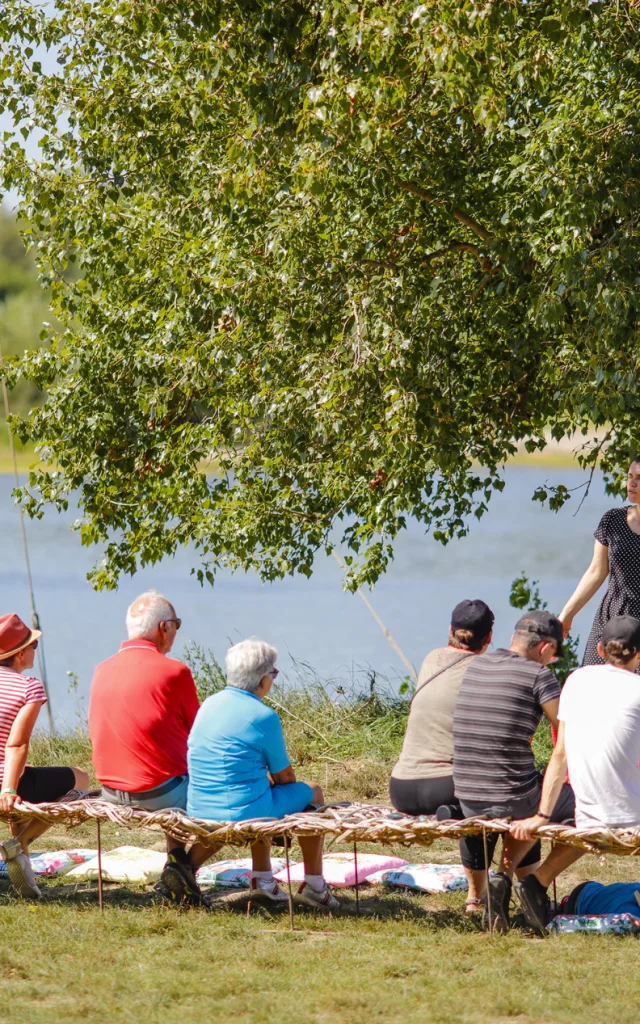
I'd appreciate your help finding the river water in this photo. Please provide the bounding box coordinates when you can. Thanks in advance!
[0,466,614,726]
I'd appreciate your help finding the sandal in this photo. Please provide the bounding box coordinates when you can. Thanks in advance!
[464,897,486,914]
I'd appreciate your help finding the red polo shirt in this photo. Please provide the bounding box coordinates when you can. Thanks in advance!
[88,639,200,792]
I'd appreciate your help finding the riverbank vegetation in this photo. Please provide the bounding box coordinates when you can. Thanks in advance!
[0,211,49,419]
[29,668,555,805]
[0,210,48,472]
[26,572,568,796]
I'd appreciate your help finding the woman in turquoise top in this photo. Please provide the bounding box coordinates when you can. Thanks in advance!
[188,638,339,911]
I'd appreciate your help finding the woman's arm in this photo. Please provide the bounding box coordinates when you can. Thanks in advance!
[559,539,609,633]
[270,765,296,786]
[0,700,44,811]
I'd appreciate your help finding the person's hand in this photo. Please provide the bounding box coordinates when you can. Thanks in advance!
[509,814,548,840]
[559,617,572,638]
[0,791,20,812]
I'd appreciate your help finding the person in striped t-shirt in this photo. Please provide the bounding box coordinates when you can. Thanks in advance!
[0,613,89,898]
[452,610,575,933]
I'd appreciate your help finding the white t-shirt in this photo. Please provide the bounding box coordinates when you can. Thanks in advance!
[559,664,640,829]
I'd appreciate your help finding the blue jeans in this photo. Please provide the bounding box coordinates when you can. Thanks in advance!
[101,774,188,811]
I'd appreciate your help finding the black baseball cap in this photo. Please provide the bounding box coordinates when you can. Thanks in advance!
[451,599,494,638]
[601,615,640,655]
[515,609,564,658]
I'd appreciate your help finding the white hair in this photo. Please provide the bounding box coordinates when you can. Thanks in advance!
[226,638,278,693]
[126,590,174,640]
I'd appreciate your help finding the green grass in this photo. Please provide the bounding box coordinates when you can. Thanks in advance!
[3,677,638,1022]
[1,819,640,1024]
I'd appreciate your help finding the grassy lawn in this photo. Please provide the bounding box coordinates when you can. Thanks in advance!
[2,805,640,1023]
[0,627,633,1023]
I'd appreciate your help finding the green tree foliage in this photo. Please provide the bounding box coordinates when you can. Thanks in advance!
[1,1,640,588]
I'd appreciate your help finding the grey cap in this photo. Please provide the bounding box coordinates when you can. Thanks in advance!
[515,609,564,658]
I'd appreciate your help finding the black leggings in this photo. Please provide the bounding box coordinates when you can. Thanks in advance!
[389,775,457,816]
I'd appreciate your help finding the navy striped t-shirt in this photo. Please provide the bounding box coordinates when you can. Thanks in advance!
[452,648,560,803]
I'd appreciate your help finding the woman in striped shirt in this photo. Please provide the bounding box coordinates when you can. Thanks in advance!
[0,613,89,898]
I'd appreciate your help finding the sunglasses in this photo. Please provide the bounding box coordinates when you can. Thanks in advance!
[269,668,279,679]
[29,640,39,650]
[163,618,182,630]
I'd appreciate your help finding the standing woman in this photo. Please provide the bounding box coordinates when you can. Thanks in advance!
[559,458,640,665]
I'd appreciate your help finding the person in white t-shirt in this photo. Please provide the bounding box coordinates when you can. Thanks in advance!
[508,614,640,933]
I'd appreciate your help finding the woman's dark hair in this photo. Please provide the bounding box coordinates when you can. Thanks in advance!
[0,656,16,668]
[602,638,637,666]
[449,627,490,653]
[629,456,640,467]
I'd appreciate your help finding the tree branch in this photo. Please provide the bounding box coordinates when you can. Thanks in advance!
[422,241,494,272]
[356,258,400,272]
[399,180,494,242]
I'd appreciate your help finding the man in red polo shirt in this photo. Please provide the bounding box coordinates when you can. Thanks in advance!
[89,589,212,903]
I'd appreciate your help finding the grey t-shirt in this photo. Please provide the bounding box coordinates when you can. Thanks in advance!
[392,647,476,781]
[452,648,560,803]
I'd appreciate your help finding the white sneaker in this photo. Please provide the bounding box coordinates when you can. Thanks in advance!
[249,877,290,904]
[294,881,340,912]
[0,838,41,899]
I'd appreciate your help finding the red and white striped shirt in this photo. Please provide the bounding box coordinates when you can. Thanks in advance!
[0,665,47,782]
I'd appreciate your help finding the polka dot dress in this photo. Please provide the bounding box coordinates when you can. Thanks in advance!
[583,506,640,666]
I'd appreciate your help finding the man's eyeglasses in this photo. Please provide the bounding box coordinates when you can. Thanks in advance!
[29,640,39,650]
[164,618,182,630]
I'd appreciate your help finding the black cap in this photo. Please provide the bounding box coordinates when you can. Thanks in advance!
[515,609,564,658]
[601,615,640,655]
[451,599,494,638]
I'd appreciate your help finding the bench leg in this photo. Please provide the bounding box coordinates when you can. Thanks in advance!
[482,826,491,933]
[284,836,295,931]
[96,819,104,913]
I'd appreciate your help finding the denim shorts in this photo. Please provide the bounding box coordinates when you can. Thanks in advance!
[101,774,188,811]
[269,781,314,819]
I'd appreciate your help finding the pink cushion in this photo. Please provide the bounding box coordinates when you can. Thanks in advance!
[275,852,408,887]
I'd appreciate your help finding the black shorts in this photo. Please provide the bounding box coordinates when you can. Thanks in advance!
[17,766,76,804]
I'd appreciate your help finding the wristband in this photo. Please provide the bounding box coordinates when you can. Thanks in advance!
[537,810,552,820]
[1,788,18,796]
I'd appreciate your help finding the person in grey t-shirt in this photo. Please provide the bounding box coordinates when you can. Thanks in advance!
[452,610,574,933]
[390,599,494,913]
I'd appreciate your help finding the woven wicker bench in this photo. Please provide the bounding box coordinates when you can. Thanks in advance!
[3,800,639,916]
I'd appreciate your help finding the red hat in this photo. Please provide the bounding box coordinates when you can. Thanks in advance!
[0,613,42,661]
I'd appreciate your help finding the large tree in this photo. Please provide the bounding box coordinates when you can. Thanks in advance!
[1,0,639,589]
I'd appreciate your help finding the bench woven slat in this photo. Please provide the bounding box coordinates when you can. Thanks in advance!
[2,800,640,856]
